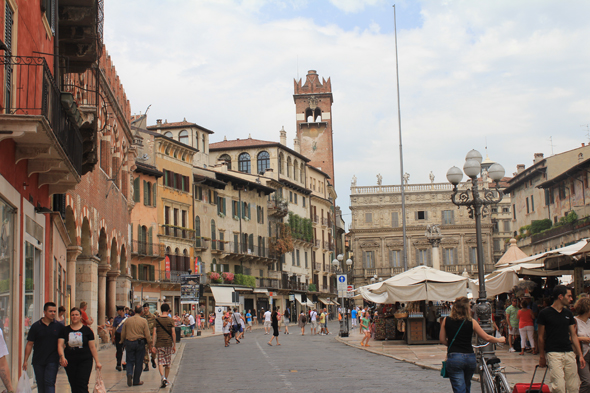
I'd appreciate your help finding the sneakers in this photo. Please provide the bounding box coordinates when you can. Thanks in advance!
[509,348,516,353]
[160,378,168,388]
[152,358,157,369]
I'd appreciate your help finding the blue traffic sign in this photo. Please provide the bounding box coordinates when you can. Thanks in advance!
[338,275,346,283]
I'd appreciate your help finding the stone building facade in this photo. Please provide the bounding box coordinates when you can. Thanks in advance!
[349,181,497,288]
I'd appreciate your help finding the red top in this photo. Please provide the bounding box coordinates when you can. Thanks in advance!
[518,308,534,328]
[81,310,90,326]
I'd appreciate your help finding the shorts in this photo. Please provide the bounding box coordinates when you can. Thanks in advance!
[247,321,252,327]
[509,327,520,335]
[283,318,290,326]
[264,321,271,328]
[323,322,327,328]
[157,347,173,366]
[190,324,195,329]
[312,321,318,329]
[224,333,230,337]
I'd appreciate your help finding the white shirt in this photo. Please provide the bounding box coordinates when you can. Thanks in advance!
[0,329,8,358]
[576,316,590,355]
[188,314,195,325]
[311,311,317,322]
[264,311,271,322]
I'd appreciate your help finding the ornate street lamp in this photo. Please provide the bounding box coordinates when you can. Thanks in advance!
[332,254,354,337]
[446,150,505,355]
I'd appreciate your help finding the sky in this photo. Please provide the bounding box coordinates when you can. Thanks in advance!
[103,0,590,229]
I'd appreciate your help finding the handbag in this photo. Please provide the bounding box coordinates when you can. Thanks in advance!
[93,369,107,393]
[441,319,466,378]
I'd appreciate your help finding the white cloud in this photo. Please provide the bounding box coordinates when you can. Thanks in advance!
[103,0,590,228]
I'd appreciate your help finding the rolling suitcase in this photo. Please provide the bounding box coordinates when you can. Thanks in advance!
[512,365,549,393]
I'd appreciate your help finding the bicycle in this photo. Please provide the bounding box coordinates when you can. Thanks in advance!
[473,342,511,393]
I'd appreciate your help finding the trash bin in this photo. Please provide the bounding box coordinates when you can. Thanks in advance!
[175,326,181,343]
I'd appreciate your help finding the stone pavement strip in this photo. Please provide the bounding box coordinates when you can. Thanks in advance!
[337,327,543,389]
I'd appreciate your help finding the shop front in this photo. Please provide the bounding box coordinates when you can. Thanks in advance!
[0,197,14,380]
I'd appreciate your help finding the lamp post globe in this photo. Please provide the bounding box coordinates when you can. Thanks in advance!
[465,149,483,163]
[346,258,353,266]
[463,159,481,178]
[331,258,339,268]
[337,254,344,262]
[488,163,505,182]
[446,166,463,185]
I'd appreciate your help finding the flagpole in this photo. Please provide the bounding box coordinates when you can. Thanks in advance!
[393,4,408,271]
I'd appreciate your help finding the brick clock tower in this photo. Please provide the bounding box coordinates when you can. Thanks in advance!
[293,70,335,183]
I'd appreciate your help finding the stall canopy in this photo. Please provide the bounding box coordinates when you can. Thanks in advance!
[253,288,269,295]
[306,300,315,307]
[495,239,529,268]
[294,294,303,304]
[210,286,236,306]
[318,297,331,305]
[357,266,468,304]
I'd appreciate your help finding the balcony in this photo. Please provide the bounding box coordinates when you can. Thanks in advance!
[314,263,322,273]
[0,56,84,193]
[313,239,320,249]
[58,0,104,73]
[130,240,165,258]
[257,278,280,289]
[321,217,328,227]
[267,197,288,218]
[159,225,195,241]
[323,241,334,251]
[312,215,319,224]
[225,241,276,262]
[194,237,209,251]
[130,266,185,284]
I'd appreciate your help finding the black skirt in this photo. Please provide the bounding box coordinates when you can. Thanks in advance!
[273,325,279,336]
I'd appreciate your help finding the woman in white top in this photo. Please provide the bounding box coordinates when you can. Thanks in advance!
[575,297,590,393]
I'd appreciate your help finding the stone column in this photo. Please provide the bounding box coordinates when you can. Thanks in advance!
[117,274,132,309]
[425,225,443,271]
[66,246,82,308]
[107,271,120,317]
[97,264,110,326]
[76,255,100,336]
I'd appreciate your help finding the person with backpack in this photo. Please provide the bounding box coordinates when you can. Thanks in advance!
[151,304,175,389]
[298,311,307,335]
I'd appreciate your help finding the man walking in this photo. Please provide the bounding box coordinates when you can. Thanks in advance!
[120,305,153,387]
[80,301,93,326]
[245,310,253,332]
[263,308,272,335]
[322,308,330,335]
[151,303,176,388]
[22,302,62,393]
[538,285,585,393]
[141,303,157,371]
[112,306,127,371]
[351,307,357,329]
[188,312,196,337]
[505,297,519,352]
[310,309,318,335]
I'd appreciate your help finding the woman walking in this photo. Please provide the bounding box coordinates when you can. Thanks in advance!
[209,313,215,334]
[57,307,102,393]
[440,297,505,393]
[222,315,231,347]
[575,297,590,393]
[283,307,290,335]
[268,307,281,346]
[360,311,371,347]
[518,298,536,355]
[298,311,307,335]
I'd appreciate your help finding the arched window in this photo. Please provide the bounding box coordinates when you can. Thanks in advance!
[211,219,216,249]
[195,216,201,247]
[173,247,180,271]
[314,108,322,122]
[238,152,251,173]
[219,154,231,169]
[164,131,173,138]
[183,249,189,272]
[278,153,284,174]
[293,159,299,181]
[286,157,292,177]
[306,108,313,123]
[300,163,305,183]
[257,151,270,174]
[179,130,189,144]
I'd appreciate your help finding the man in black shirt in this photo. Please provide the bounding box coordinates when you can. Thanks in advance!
[22,302,62,393]
[538,285,585,393]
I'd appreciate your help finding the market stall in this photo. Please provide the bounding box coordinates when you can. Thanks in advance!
[357,266,468,344]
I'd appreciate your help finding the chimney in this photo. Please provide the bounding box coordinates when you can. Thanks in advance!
[293,138,300,153]
[516,164,525,173]
[280,126,286,145]
[156,119,162,126]
[533,153,544,164]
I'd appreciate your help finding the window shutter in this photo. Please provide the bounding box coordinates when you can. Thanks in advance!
[148,226,153,245]
[451,210,455,225]
[248,203,251,219]
[238,203,242,218]
[442,249,447,265]
[414,211,418,220]
[454,248,459,265]
[131,264,137,280]
[153,183,157,206]
[138,264,145,281]
[144,181,149,205]
[232,201,235,217]
[133,178,140,202]
[425,211,428,220]
[137,225,143,243]
[363,251,367,269]
[392,212,398,227]
[149,265,155,281]
[428,248,432,267]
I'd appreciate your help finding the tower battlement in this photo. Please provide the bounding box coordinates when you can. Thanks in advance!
[294,70,332,95]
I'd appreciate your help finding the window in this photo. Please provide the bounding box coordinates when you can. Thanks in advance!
[443,248,456,265]
[238,153,251,173]
[211,220,216,249]
[416,211,427,220]
[179,130,189,144]
[294,193,298,204]
[512,204,516,219]
[219,154,231,169]
[526,197,530,214]
[302,197,306,207]
[531,195,535,212]
[503,220,510,232]
[416,249,429,266]
[391,212,399,227]
[164,131,173,138]
[287,157,292,177]
[493,221,499,233]
[363,251,375,269]
[278,153,283,174]
[194,185,202,200]
[257,151,270,174]
[389,250,401,267]
[365,213,372,223]
[195,216,201,247]
[143,181,151,206]
[294,159,299,181]
[4,1,13,111]
[493,239,501,252]
[133,177,140,202]
[305,252,308,268]
[469,247,477,264]
[296,250,300,266]
[502,207,510,213]
[442,210,454,225]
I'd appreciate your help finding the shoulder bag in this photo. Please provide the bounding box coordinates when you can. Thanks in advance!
[441,318,466,378]
[156,318,173,339]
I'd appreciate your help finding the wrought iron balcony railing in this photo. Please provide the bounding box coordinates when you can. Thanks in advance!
[130,240,165,257]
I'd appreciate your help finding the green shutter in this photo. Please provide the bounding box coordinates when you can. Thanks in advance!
[153,183,157,206]
[133,177,140,202]
[137,225,143,243]
[143,180,148,205]
[248,203,251,219]
[149,265,155,281]
[237,202,241,218]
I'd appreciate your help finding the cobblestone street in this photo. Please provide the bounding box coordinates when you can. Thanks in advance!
[173,323,481,393]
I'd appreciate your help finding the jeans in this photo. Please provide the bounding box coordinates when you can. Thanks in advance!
[446,352,477,393]
[33,362,59,393]
[125,339,146,385]
[64,357,93,393]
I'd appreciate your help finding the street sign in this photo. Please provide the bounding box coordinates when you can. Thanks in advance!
[337,274,347,290]
[347,285,354,292]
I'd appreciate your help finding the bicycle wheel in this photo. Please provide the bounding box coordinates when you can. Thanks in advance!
[479,364,495,393]
[494,372,511,393]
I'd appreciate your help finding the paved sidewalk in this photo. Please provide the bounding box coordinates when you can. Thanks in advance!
[337,327,543,389]
[48,322,269,392]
